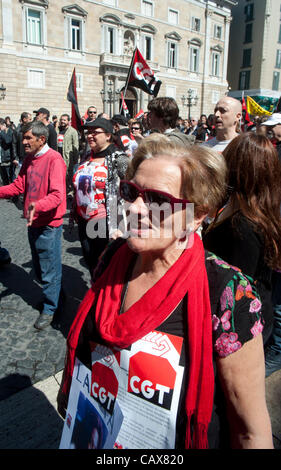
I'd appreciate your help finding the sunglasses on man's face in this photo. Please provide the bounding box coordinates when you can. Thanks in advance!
[88,111,97,114]
[131,127,141,131]
[119,180,190,206]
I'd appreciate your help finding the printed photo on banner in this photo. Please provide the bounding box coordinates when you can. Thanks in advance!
[59,358,124,449]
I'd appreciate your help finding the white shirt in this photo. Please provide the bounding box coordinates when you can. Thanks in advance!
[205,137,232,152]
[35,143,50,158]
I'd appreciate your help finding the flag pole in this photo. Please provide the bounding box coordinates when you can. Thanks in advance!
[120,48,137,114]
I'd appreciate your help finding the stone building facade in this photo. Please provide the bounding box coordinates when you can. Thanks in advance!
[0,0,236,123]
[228,0,281,110]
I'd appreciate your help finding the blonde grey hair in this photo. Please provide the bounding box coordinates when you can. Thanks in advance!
[126,134,226,214]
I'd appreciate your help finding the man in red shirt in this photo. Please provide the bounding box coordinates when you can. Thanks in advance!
[0,121,67,330]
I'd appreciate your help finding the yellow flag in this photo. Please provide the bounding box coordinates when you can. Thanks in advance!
[246,96,272,116]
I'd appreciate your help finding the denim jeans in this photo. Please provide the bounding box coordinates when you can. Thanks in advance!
[28,225,63,316]
[269,271,281,353]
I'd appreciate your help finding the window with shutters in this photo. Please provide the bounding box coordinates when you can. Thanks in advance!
[167,41,177,68]
[191,17,200,32]
[214,24,222,40]
[140,24,156,62]
[105,25,117,53]
[190,46,199,72]
[276,50,281,69]
[242,49,252,68]
[239,70,251,90]
[142,0,154,17]
[211,52,220,76]
[62,5,88,53]
[26,9,42,44]
[27,68,45,88]
[244,23,253,43]
[70,19,81,50]
[168,8,179,25]
[273,71,280,91]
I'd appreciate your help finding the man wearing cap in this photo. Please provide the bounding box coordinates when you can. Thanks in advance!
[206,96,242,152]
[0,120,66,330]
[71,117,129,276]
[34,107,58,151]
[262,113,281,161]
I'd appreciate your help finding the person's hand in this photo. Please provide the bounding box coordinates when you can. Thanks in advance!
[26,202,36,226]
[12,160,19,167]
[110,229,123,240]
[134,133,144,141]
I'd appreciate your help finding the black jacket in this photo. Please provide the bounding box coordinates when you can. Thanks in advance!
[0,128,13,164]
[47,123,58,151]
[12,124,25,163]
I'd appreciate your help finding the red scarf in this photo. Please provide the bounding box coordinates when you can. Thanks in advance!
[61,234,214,449]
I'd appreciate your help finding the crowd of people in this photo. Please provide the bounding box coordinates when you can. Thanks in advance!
[1,95,281,449]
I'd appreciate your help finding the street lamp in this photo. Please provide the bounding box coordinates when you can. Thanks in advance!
[0,84,6,101]
[100,79,120,118]
[181,89,198,120]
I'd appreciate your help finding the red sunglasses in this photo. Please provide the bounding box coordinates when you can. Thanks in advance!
[120,180,190,206]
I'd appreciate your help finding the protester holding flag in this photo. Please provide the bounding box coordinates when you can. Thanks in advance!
[129,119,143,141]
[120,92,130,120]
[67,68,83,133]
[123,47,162,100]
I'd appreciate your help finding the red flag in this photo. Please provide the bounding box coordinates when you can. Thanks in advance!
[134,109,144,120]
[67,68,83,132]
[125,48,161,97]
[241,95,251,131]
[120,91,130,119]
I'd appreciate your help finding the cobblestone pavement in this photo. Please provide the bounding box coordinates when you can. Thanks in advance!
[0,197,90,400]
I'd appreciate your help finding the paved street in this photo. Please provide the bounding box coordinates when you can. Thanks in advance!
[0,197,281,449]
[0,196,91,448]
[0,197,90,398]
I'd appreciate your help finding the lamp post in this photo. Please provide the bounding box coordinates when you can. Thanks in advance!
[0,84,6,101]
[181,89,198,120]
[100,79,120,118]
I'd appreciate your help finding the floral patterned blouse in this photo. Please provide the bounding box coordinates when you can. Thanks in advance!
[206,252,264,358]
[92,239,264,360]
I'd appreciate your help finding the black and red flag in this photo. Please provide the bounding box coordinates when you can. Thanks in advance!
[67,68,83,132]
[120,91,130,119]
[125,48,162,97]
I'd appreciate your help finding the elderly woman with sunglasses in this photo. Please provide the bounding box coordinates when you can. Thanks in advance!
[58,135,273,449]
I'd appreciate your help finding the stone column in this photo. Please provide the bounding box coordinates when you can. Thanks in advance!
[223,17,232,83]
[201,8,213,114]
[2,0,14,46]
[113,75,119,115]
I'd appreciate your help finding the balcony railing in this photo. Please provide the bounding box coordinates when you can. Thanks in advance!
[100,53,159,71]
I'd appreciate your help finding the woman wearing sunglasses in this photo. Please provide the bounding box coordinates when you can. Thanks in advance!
[71,117,129,277]
[58,135,272,449]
